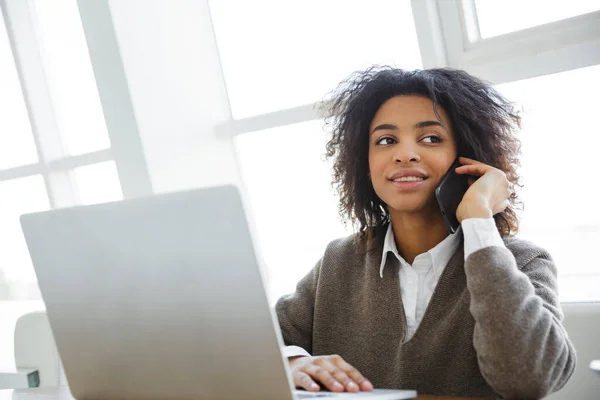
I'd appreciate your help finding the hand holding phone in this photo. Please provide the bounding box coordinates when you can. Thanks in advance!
[453,157,511,222]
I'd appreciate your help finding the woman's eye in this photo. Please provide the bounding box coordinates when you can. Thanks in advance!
[376,137,396,145]
[422,135,442,144]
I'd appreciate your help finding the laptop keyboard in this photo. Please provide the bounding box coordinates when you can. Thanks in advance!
[295,392,339,398]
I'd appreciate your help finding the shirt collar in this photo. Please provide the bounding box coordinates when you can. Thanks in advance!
[379,223,403,278]
[379,223,462,279]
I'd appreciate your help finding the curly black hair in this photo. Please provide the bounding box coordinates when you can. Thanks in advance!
[323,66,522,248]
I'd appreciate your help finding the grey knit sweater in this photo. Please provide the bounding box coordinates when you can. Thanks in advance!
[275,232,576,399]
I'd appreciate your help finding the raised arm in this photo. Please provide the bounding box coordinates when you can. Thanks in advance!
[465,245,576,399]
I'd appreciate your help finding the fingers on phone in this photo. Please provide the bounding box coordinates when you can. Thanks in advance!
[455,164,487,176]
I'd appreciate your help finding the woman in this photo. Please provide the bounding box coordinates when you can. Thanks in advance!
[275,67,576,398]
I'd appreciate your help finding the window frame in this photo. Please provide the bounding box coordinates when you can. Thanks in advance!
[214,0,600,137]
[438,0,600,84]
[0,0,152,208]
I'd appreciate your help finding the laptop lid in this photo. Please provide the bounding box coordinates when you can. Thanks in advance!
[20,185,294,400]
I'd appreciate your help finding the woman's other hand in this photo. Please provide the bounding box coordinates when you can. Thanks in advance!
[455,157,511,222]
[289,354,373,393]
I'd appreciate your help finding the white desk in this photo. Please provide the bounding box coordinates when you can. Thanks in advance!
[0,386,486,400]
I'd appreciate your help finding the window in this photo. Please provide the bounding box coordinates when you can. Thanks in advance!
[474,0,600,39]
[0,14,38,169]
[0,0,128,367]
[497,64,600,302]
[216,1,600,304]
[234,120,351,301]
[31,0,111,156]
[0,176,49,370]
[73,161,123,206]
[0,176,50,301]
[210,0,422,119]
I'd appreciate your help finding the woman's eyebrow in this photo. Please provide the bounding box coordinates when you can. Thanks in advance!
[414,120,444,129]
[370,120,444,135]
[370,123,397,135]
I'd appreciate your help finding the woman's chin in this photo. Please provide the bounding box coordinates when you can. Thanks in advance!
[388,204,427,214]
[387,199,438,215]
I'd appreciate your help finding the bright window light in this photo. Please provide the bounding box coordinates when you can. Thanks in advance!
[0,13,38,169]
[31,0,111,155]
[210,0,422,119]
[498,64,600,302]
[0,175,49,299]
[475,0,600,39]
[234,120,352,302]
[73,161,123,205]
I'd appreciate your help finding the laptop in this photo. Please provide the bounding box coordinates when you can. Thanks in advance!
[20,185,416,400]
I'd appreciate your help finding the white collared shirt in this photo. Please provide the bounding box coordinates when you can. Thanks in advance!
[283,218,506,357]
[380,218,505,340]
[379,223,461,339]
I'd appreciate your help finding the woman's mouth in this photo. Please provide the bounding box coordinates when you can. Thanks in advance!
[390,176,427,189]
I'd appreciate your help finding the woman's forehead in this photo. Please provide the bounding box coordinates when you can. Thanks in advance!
[370,95,450,127]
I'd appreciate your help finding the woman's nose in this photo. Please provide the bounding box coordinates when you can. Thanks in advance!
[393,144,421,163]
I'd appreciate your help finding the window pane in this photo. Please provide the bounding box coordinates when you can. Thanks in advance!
[31,0,111,155]
[0,175,47,371]
[497,64,600,302]
[0,12,38,169]
[211,0,422,119]
[475,0,600,39]
[234,121,352,302]
[0,175,49,300]
[73,161,123,205]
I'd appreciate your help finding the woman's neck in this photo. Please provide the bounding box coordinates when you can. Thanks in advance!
[389,207,450,265]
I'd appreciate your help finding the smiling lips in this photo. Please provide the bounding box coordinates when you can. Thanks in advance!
[389,170,428,189]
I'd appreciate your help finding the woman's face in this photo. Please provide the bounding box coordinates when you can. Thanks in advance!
[368,95,458,215]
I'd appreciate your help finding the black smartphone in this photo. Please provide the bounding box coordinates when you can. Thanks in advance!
[435,159,470,234]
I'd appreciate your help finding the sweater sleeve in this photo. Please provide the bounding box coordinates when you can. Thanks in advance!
[465,246,576,399]
[274,259,321,355]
